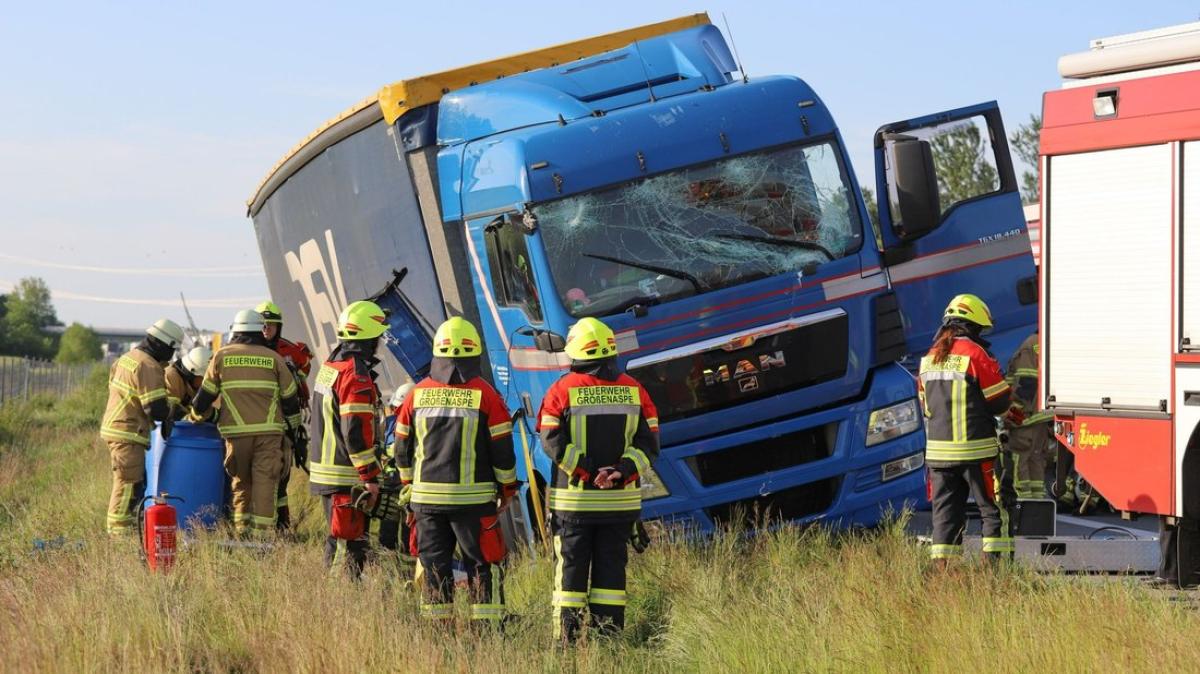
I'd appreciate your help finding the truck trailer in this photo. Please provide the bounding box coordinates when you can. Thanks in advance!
[1043,22,1200,581]
[248,14,1036,537]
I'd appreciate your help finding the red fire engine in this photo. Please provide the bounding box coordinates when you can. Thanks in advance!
[1041,22,1200,583]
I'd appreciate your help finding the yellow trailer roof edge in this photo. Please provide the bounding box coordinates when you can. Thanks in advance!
[247,12,711,216]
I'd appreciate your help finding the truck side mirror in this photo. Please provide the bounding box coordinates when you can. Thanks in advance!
[888,134,941,240]
[535,331,566,353]
[517,325,566,352]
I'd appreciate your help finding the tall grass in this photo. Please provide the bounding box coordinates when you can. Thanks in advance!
[2,373,1199,672]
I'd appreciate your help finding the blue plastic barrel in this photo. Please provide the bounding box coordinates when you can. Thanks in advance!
[147,421,226,530]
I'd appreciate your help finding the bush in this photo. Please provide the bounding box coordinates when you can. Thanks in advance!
[56,323,103,364]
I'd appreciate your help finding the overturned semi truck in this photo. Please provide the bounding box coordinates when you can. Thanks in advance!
[247,14,1037,539]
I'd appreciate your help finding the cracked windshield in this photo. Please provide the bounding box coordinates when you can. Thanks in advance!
[535,141,863,317]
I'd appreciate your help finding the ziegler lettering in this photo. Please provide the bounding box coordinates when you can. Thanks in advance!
[704,351,787,387]
[569,386,639,407]
[1077,423,1111,450]
[223,355,276,369]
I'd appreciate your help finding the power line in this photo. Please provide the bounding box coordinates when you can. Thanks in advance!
[0,279,259,308]
[0,253,263,277]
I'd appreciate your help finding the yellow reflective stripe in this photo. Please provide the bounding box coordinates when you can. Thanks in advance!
[398,466,414,481]
[622,447,650,476]
[167,395,181,407]
[470,604,503,620]
[983,381,1011,399]
[554,590,588,608]
[309,464,360,478]
[321,395,336,466]
[463,408,480,485]
[396,423,411,437]
[348,448,377,467]
[281,378,297,398]
[341,404,375,415]
[140,388,167,403]
[561,442,582,474]
[100,428,150,445]
[489,421,512,438]
[219,422,285,435]
[1012,368,1039,377]
[926,438,999,462]
[927,438,1000,450]
[421,604,453,619]
[410,491,497,506]
[285,413,302,427]
[494,466,517,483]
[982,537,1015,553]
[202,378,219,394]
[109,378,137,395]
[549,488,641,512]
[645,416,659,430]
[1023,412,1053,425]
[222,380,279,390]
[588,588,627,606]
[930,544,962,559]
[540,414,560,428]
[412,481,497,494]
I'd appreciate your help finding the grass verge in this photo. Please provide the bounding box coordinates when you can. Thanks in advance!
[1,373,1198,672]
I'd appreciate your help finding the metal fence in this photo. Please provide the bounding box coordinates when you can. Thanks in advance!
[0,357,97,406]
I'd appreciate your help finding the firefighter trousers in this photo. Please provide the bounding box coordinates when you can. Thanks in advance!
[929,459,1013,559]
[276,436,292,531]
[106,440,146,535]
[1004,423,1052,498]
[414,509,504,622]
[223,434,284,535]
[321,492,370,579]
[553,517,630,641]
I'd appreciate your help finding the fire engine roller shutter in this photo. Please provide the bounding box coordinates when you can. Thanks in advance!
[1182,142,1200,348]
[1046,144,1172,411]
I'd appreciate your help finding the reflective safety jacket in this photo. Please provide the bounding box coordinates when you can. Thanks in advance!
[308,350,382,491]
[918,337,1012,464]
[100,347,169,446]
[275,338,314,407]
[537,372,660,520]
[393,378,516,511]
[1004,333,1051,428]
[165,361,202,420]
[192,343,301,438]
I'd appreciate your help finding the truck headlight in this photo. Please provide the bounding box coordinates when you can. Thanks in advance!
[881,452,924,482]
[865,399,921,447]
[640,463,670,500]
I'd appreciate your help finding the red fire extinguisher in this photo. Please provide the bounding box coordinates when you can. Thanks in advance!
[143,493,182,572]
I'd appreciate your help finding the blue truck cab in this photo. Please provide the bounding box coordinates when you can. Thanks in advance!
[247,14,1037,536]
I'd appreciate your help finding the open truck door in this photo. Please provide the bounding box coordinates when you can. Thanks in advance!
[368,269,436,380]
[873,101,1037,363]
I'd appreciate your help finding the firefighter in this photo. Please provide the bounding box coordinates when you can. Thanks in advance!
[918,294,1013,564]
[1001,332,1053,499]
[165,346,213,422]
[191,310,302,536]
[309,300,388,577]
[538,317,660,641]
[100,319,184,535]
[256,300,313,531]
[394,317,518,624]
[378,382,415,552]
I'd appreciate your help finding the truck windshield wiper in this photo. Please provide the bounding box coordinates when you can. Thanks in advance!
[711,231,835,261]
[582,252,703,292]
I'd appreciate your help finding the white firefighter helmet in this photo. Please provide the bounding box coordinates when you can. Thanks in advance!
[181,346,212,377]
[146,318,184,349]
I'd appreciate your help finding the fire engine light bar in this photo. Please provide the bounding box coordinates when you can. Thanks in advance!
[865,399,921,447]
[1093,89,1118,118]
[881,452,925,483]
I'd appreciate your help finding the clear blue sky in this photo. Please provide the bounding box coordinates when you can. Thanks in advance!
[1,0,1194,331]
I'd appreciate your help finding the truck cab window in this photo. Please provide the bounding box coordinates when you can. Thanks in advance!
[484,216,543,322]
[886,115,1000,227]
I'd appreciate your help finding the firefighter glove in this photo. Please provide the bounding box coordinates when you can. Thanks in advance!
[630,520,650,554]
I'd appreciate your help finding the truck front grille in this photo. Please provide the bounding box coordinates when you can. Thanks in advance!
[629,312,849,423]
[686,422,836,487]
[704,478,840,527]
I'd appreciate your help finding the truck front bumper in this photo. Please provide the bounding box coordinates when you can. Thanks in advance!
[641,362,927,532]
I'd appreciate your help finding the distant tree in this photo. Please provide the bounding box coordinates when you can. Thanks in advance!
[1009,114,1042,204]
[860,187,880,228]
[929,123,999,210]
[0,277,59,359]
[56,323,102,364]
